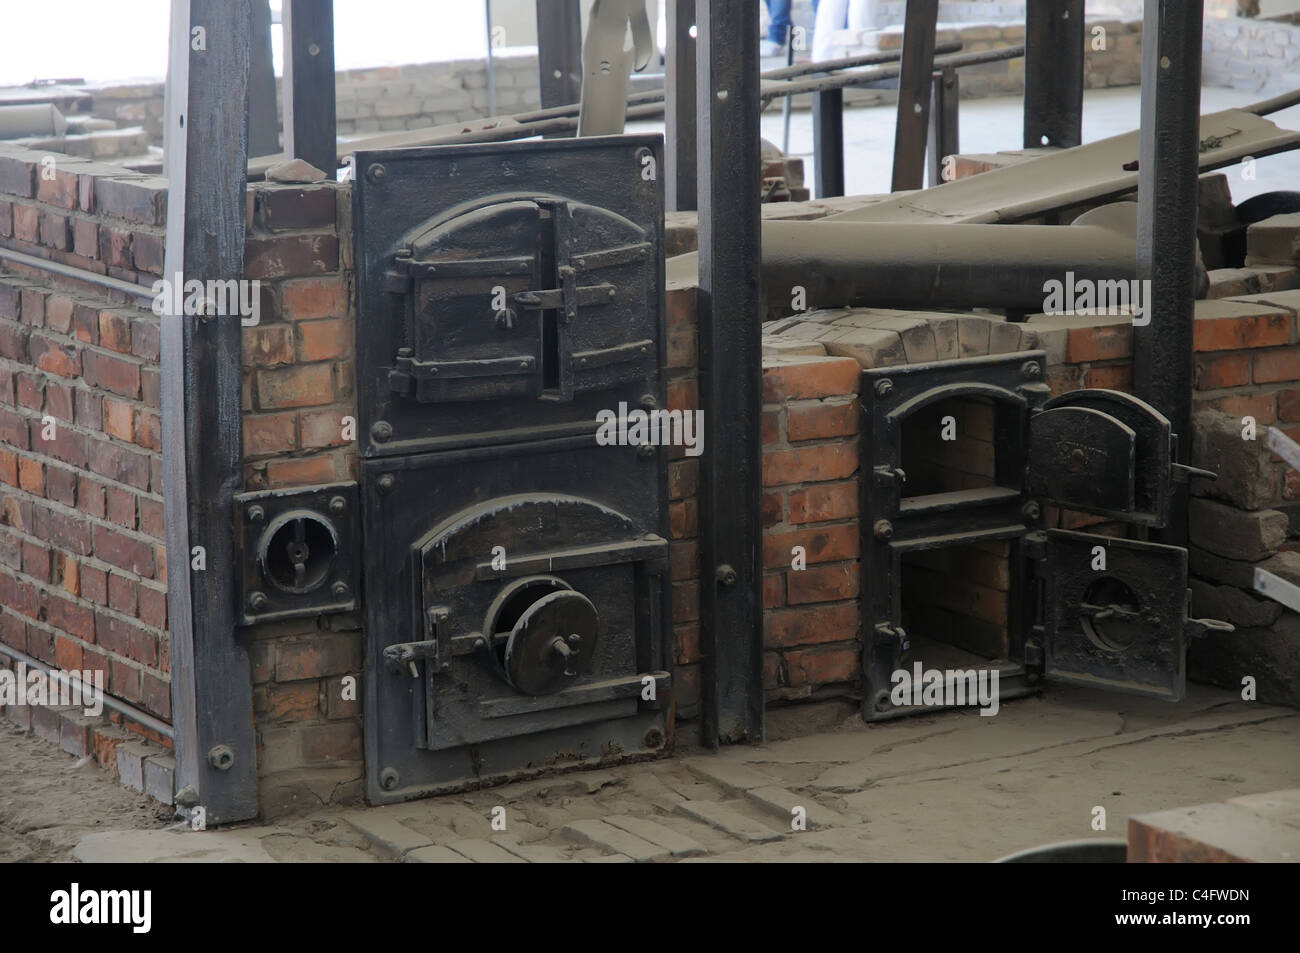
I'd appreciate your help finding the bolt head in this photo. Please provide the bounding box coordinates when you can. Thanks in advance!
[716,564,738,587]
[247,504,266,523]
[366,163,387,183]
[331,581,349,598]
[371,420,393,442]
[248,591,268,612]
[873,519,894,541]
[875,379,894,399]
[328,495,346,515]
[1020,361,1042,380]
[1022,500,1041,521]
[377,473,396,495]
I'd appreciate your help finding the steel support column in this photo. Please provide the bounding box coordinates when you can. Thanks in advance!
[1024,0,1085,149]
[162,0,257,823]
[248,0,279,157]
[890,0,939,192]
[282,0,336,176]
[926,67,958,187]
[666,0,697,210]
[537,0,583,136]
[813,89,845,198]
[696,0,763,746]
[1136,1,1204,549]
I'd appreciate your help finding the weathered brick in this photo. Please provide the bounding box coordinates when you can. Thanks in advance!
[784,645,860,686]
[786,397,858,442]
[1189,497,1288,561]
[1067,323,1132,363]
[256,186,337,231]
[244,412,297,455]
[13,205,39,243]
[762,441,858,486]
[762,357,860,402]
[295,318,350,361]
[81,350,141,398]
[762,523,859,569]
[242,324,295,367]
[39,209,70,251]
[88,439,150,489]
[1194,352,1250,390]
[1193,311,1291,351]
[1254,347,1300,384]
[256,363,335,409]
[244,234,339,279]
[765,602,860,648]
[94,176,167,226]
[281,276,348,320]
[276,634,360,680]
[92,524,156,576]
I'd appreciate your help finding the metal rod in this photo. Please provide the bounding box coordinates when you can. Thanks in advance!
[762,41,961,80]
[1024,0,1085,149]
[485,0,498,117]
[1135,0,1204,550]
[891,0,940,192]
[0,246,156,302]
[781,26,794,155]
[762,45,1023,104]
[1243,88,1300,116]
[0,641,175,740]
[696,0,764,747]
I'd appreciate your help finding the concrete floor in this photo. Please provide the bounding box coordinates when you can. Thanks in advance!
[50,683,1300,863]
[630,84,1300,204]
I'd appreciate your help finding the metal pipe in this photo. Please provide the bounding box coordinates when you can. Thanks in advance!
[0,641,175,740]
[760,45,1024,103]
[762,41,961,81]
[0,245,156,302]
[1243,88,1300,116]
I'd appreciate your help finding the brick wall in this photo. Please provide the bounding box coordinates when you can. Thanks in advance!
[0,145,170,757]
[238,176,364,813]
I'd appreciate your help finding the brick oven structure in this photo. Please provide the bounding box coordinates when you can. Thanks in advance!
[1,0,1297,825]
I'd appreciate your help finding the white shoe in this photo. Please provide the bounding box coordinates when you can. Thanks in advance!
[759,39,783,57]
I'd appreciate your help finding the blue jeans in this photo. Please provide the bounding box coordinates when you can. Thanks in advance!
[765,0,820,44]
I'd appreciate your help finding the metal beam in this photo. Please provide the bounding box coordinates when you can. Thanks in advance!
[1136,0,1204,550]
[537,0,583,125]
[696,0,764,746]
[282,0,336,175]
[926,67,958,187]
[666,0,697,210]
[162,0,257,823]
[248,0,279,157]
[813,89,845,198]
[890,0,939,192]
[1024,0,1085,149]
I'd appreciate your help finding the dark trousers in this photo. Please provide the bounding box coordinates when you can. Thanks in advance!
[764,0,821,45]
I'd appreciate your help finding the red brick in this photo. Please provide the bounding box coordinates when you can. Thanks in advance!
[762,357,860,402]
[762,410,781,446]
[1067,323,1131,363]
[72,303,98,344]
[1194,312,1291,351]
[45,295,75,334]
[93,176,167,226]
[670,498,699,539]
[81,350,141,398]
[1254,348,1300,385]
[281,277,348,321]
[1194,353,1251,390]
[39,210,70,250]
[763,490,784,527]
[784,644,860,686]
[0,202,10,239]
[130,319,160,362]
[81,565,108,605]
[45,466,76,506]
[35,425,88,469]
[106,486,136,529]
[37,164,80,210]
[137,497,164,538]
[674,623,701,665]
[0,449,15,486]
[92,524,155,576]
[263,680,321,721]
[110,659,141,703]
[77,476,105,519]
[762,523,859,569]
[786,562,859,604]
[73,219,99,259]
[15,373,42,410]
[1285,469,1300,502]
[668,459,698,500]
[265,454,340,487]
[54,636,84,673]
[672,580,699,623]
[108,572,138,614]
[103,398,134,441]
[762,573,784,609]
[276,634,360,680]
[17,456,44,495]
[1214,392,1277,425]
[242,324,295,367]
[670,539,699,581]
[141,673,170,719]
[134,411,161,451]
[132,232,164,275]
[256,186,337,231]
[787,398,858,442]
[295,318,350,361]
[1279,389,1300,423]
[22,540,50,581]
[138,585,166,628]
[98,310,132,353]
[764,603,860,648]
[300,721,362,763]
[763,441,858,486]
[255,363,334,409]
[13,205,39,243]
[98,226,132,268]
[29,334,79,378]
[244,234,339,279]
[88,439,150,490]
[1086,363,1133,391]
[666,284,697,335]
[667,378,698,414]
[32,504,92,556]
[45,593,94,642]
[298,408,351,450]
[244,412,297,455]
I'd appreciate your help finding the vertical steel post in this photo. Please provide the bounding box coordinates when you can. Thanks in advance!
[1136,1,1204,549]
[282,0,337,175]
[248,0,279,158]
[1024,0,1085,149]
[813,88,845,198]
[926,67,958,188]
[696,0,764,746]
[162,0,257,823]
[890,0,939,192]
[537,0,584,113]
[666,0,697,210]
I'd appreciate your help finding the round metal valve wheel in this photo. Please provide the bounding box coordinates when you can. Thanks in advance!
[503,589,599,696]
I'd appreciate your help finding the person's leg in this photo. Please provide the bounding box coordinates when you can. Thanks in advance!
[766,0,793,45]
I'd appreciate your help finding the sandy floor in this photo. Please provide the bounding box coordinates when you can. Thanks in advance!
[11,682,1297,862]
[0,723,171,862]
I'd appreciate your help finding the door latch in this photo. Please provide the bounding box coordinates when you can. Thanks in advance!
[383,606,451,677]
